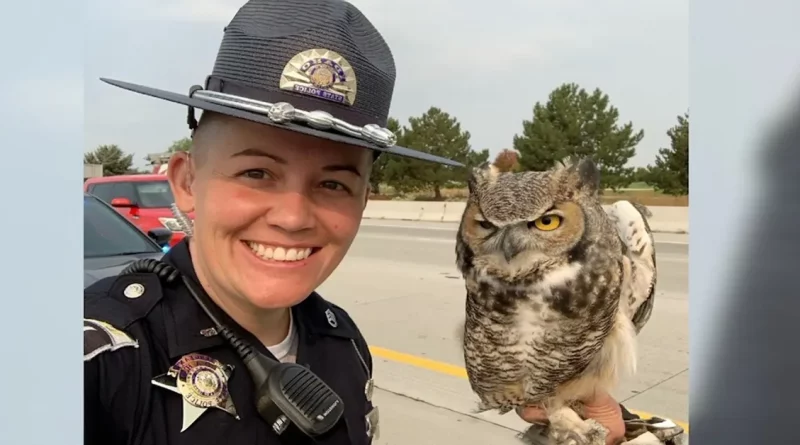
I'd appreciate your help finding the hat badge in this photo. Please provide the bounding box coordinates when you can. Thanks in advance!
[280,49,358,107]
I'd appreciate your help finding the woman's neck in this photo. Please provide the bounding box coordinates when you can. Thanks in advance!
[188,240,291,347]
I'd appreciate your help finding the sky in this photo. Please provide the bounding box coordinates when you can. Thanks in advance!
[83,0,688,169]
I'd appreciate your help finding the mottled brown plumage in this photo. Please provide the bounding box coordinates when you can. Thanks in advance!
[455,157,657,445]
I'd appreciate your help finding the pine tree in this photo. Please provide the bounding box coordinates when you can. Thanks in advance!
[514,83,644,190]
[645,112,689,195]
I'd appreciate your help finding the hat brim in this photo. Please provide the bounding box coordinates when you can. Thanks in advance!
[100,78,465,168]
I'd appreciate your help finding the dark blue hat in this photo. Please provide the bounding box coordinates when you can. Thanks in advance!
[101,0,463,167]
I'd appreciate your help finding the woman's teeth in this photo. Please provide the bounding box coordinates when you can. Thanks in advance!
[246,242,313,262]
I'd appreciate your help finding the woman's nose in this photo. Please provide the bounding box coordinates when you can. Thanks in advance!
[264,191,316,233]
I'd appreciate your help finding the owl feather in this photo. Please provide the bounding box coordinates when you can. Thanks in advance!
[455,157,657,445]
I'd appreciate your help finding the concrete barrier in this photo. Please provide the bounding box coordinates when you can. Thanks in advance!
[642,206,689,234]
[363,200,688,233]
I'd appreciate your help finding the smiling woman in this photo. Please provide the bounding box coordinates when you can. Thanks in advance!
[168,113,374,319]
[82,2,462,445]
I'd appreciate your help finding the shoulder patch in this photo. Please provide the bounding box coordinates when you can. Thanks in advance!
[84,318,138,362]
[85,273,166,331]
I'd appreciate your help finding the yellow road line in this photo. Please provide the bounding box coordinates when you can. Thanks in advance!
[368,345,689,433]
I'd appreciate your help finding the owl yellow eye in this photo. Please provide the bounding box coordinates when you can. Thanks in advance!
[530,215,561,231]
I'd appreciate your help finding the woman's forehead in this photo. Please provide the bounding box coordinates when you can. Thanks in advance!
[202,117,372,166]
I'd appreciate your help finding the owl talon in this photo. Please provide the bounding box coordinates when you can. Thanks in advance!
[549,428,588,445]
[581,419,609,445]
[518,424,550,445]
[546,418,607,445]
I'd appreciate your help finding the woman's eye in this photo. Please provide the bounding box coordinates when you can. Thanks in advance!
[241,169,269,180]
[320,181,348,192]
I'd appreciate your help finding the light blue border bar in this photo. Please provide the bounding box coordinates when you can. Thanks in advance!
[0,1,84,444]
[690,0,800,443]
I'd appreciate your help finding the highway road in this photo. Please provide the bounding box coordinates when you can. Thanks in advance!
[318,219,689,444]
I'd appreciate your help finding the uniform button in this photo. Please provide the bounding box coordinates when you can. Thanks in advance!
[123,283,145,299]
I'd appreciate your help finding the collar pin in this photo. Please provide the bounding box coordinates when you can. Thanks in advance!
[325,308,338,328]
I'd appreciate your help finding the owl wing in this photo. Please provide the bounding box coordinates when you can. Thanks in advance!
[605,200,657,334]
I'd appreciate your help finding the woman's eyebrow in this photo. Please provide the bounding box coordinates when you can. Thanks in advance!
[231,147,285,163]
[232,147,363,177]
[322,164,362,177]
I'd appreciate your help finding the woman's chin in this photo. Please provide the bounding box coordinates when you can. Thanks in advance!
[231,239,337,308]
[242,286,315,310]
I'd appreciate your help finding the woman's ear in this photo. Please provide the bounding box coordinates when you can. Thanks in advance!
[167,152,196,213]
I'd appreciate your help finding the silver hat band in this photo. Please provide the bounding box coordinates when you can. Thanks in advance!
[190,89,398,148]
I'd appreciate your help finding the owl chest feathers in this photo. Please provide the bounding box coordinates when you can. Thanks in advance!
[463,261,623,406]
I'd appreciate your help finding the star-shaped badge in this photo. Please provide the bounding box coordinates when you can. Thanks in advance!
[152,353,240,432]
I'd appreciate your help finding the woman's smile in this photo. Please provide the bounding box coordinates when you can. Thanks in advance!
[241,240,321,268]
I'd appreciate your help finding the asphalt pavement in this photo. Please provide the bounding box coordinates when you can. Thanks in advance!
[318,219,689,444]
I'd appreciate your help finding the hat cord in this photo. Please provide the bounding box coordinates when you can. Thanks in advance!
[189,88,398,148]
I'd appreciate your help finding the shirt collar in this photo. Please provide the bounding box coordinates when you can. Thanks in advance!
[160,239,359,359]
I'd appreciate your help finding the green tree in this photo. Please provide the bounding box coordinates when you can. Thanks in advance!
[167,137,192,153]
[369,117,403,195]
[383,107,487,200]
[84,144,134,176]
[632,167,650,184]
[645,111,689,195]
[514,83,644,190]
[466,149,491,172]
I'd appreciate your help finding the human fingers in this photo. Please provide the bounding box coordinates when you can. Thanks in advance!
[581,393,625,445]
[516,405,549,424]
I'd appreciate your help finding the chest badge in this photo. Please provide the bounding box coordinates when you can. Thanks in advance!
[151,353,240,432]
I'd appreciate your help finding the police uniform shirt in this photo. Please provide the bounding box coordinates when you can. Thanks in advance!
[84,239,377,445]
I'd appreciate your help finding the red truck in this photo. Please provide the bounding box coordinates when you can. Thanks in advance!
[83,174,194,247]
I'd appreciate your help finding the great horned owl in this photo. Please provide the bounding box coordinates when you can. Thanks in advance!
[455,157,656,445]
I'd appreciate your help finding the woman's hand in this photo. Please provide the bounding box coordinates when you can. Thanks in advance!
[517,392,626,445]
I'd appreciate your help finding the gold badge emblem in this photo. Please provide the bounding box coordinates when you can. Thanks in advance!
[152,353,239,432]
[279,49,357,106]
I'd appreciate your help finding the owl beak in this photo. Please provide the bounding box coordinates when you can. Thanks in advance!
[501,233,524,262]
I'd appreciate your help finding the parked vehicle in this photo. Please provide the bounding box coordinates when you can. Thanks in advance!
[83,174,193,246]
[84,193,172,288]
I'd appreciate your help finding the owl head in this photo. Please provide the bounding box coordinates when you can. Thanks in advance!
[456,156,609,278]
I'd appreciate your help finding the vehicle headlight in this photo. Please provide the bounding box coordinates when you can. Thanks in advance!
[158,217,186,232]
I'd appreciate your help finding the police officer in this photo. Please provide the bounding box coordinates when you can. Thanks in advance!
[83,1,462,444]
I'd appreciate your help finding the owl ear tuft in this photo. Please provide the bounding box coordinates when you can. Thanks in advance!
[552,156,600,193]
[574,157,600,192]
[468,162,500,193]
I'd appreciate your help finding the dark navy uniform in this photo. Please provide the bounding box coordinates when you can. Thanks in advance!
[84,240,377,445]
